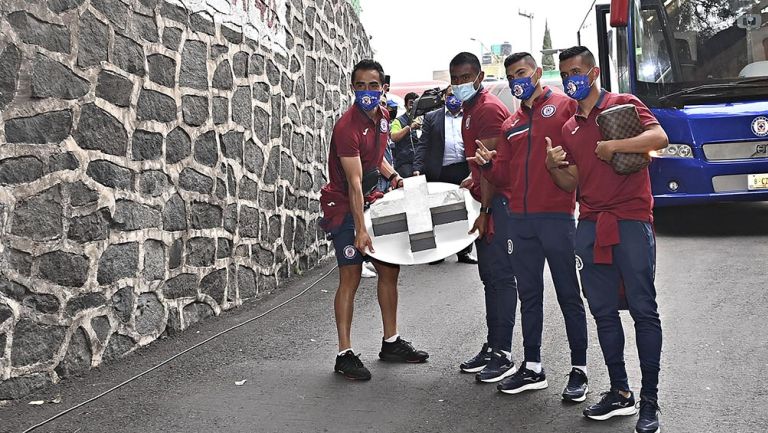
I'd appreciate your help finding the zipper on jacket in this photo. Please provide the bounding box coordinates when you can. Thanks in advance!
[523,113,533,215]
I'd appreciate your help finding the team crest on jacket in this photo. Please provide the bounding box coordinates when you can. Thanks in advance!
[380,118,388,133]
[752,116,768,137]
[541,105,556,118]
[465,115,472,130]
[343,245,357,259]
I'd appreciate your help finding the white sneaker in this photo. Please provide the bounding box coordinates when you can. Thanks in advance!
[361,262,377,278]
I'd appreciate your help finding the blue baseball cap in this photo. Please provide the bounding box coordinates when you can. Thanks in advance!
[386,99,398,108]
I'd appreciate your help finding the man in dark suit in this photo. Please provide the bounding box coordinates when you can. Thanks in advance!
[413,90,477,264]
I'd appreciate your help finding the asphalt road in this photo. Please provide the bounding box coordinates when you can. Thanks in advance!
[2,202,767,433]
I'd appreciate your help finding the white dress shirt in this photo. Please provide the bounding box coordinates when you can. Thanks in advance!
[443,107,465,166]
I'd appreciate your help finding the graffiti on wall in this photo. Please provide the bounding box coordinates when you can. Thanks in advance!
[168,0,288,53]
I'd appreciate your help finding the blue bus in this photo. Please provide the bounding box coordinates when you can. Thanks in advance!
[579,0,768,206]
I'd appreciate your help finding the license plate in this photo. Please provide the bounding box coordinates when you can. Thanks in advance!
[748,173,768,190]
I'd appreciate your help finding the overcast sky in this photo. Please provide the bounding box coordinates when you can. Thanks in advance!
[359,0,599,83]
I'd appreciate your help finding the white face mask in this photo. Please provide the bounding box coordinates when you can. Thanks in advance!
[453,73,481,102]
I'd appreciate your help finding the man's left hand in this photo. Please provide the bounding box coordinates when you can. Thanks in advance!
[595,140,616,162]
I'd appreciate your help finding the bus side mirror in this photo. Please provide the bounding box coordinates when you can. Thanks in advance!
[610,0,629,27]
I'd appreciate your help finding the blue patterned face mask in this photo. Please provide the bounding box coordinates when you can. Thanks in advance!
[510,71,539,101]
[445,95,462,112]
[355,90,382,111]
[563,67,594,101]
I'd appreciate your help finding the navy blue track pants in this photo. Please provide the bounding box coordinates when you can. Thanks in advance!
[576,219,662,400]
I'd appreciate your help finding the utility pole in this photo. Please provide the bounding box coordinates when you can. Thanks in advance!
[518,9,534,53]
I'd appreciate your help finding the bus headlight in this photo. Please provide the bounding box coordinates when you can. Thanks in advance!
[651,144,693,158]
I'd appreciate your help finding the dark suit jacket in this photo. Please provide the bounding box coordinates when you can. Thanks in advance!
[413,108,447,182]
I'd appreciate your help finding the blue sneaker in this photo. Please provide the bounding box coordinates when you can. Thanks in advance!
[583,389,638,421]
[497,364,548,394]
[459,343,491,373]
[475,351,515,383]
[635,398,661,433]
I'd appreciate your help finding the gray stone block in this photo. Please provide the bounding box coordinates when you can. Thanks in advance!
[11,186,63,241]
[226,164,236,197]
[190,11,215,35]
[217,238,232,259]
[182,95,209,126]
[111,287,134,322]
[144,239,165,280]
[190,201,222,229]
[220,131,244,163]
[68,181,99,207]
[9,249,33,277]
[215,177,227,199]
[97,242,139,285]
[253,82,269,104]
[78,11,108,67]
[132,129,163,161]
[68,208,110,243]
[194,130,218,167]
[249,53,265,75]
[139,170,170,197]
[133,12,158,42]
[254,245,274,268]
[37,251,89,287]
[238,176,258,200]
[147,54,176,87]
[212,60,234,90]
[168,239,183,269]
[253,107,269,147]
[0,374,51,400]
[113,32,145,76]
[234,244,249,258]
[283,216,295,250]
[1,279,61,314]
[65,293,107,316]
[233,52,248,78]
[7,11,70,53]
[135,292,164,335]
[112,199,162,231]
[238,206,259,238]
[212,96,228,125]
[86,160,133,190]
[5,110,72,144]
[224,203,237,234]
[258,189,276,210]
[281,72,294,97]
[178,168,212,194]
[200,268,226,303]
[91,316,111,342]
[279,152,296,184]
[183,302,214,326]
[237,266,257,299]
[75,103,128,156]
[244,139,264,175]
[48,0,85,13]
[267,215,282,243]
[159,0,188,24]
[137,88,176,122]
[232,86,252,128]
[266,59,280,85]
[162,193,187,231]
[93,0,129,30]
[49,152,80,172]
[96,70,133,107]
[0,301,13,323]
[102,333,134,362]
[263,146,280,184]
[221,24,243,44]
[270,95,282,139]
[163,274,197,299]
[210,44,229,59]
[187,237,215,267]
[162,27,182,51]
[0,44,21,111]
[166,126,191,164]
[180,40,208,90]
[0,156,44,185]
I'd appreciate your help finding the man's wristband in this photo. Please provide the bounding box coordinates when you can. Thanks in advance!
[387,172,399,182]
[479,206,492,215]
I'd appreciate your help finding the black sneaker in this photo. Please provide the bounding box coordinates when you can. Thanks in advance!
[475,351,515,383]
[379,337,429,363]
[334,350,371,381]
[635,398,661,433]
[562,367,589,402]
[459,343,492,373]
[583,389,638,421]
[497,364,548,394]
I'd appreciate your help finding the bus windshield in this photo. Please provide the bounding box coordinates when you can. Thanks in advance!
[633,0,768,106]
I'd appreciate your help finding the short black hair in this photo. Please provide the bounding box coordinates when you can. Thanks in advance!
[351,59,385,84]
[449,52,481,74]
[504,52,537,69]
[558,46,596,67]
[404,92,419,104]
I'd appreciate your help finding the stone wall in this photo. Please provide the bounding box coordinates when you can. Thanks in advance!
[0,0,370,399]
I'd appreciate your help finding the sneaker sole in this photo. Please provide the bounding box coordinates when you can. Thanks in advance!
[562,386,589,402]
[460,364,487,373]
[499,379,549,394]
[476,366,516,383]
[635,428,660,433]
[334,370,371,381]
[378,354,429,363]
[585,406,638,421]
